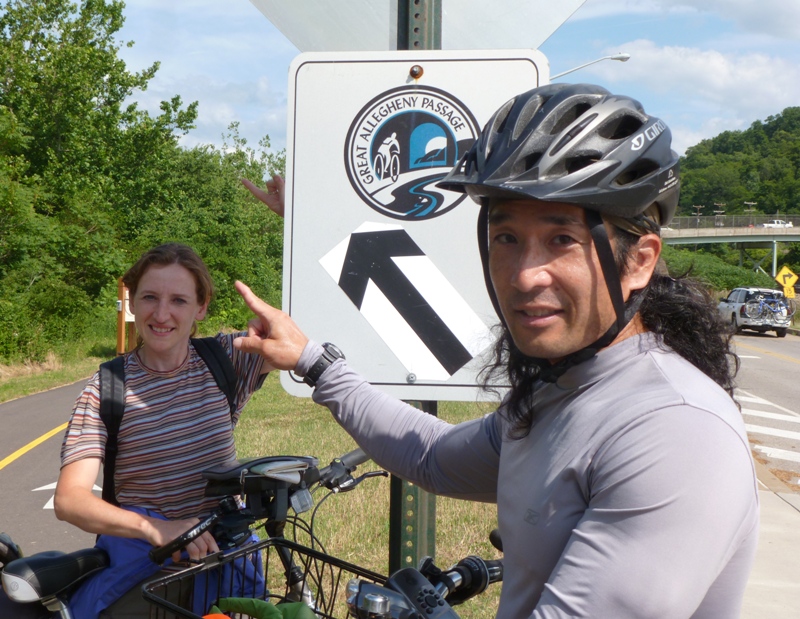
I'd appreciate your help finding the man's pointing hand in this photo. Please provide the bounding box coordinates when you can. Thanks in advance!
[233,281,309,372]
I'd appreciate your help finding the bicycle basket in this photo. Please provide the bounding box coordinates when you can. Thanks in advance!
[142,538,386,619]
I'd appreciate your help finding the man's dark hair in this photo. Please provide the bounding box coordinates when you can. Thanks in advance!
[481,227,740,437]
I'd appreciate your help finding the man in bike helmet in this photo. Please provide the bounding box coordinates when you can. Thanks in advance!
[238,83,758,618]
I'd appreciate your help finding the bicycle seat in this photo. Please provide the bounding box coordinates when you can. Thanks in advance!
[1,547,108,602]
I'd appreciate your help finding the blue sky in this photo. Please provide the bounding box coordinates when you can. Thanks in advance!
[116,0,800,163]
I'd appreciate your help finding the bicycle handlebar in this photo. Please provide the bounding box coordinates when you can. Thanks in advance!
[149,448,375,564]
[305,447,371,488]
[347,551,504,618]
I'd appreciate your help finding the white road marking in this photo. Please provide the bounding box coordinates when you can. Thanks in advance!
[742,409,800,423]
[745,424,800,442]
[33,481,101,510]
[736,388,797,416]
[753,445,800,465]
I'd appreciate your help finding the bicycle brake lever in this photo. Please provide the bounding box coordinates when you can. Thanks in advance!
[333,470,388,493]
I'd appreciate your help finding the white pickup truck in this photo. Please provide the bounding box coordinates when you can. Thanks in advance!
[761,220,793,228]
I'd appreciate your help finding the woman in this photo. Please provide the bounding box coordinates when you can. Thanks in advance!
[48,243,268,618]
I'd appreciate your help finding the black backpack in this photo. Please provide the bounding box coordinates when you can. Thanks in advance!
[97,337,236,506]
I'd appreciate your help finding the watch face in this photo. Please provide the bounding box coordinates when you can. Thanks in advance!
[322,343,345,360]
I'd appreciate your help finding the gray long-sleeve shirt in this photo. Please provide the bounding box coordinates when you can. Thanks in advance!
[300,332,759,618]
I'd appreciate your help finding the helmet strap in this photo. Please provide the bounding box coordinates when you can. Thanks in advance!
[478,202,505,323]
[538,211,641,383]
[586,210,628,338]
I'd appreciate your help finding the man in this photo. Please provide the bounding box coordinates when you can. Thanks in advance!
[237,84,758,617]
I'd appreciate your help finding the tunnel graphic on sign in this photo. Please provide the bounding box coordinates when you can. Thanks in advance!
[320,223,493,381]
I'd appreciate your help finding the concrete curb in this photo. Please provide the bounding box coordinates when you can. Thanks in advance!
[754,458,794,493]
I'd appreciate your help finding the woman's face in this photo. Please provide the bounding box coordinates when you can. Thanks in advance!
[129,263,208,366]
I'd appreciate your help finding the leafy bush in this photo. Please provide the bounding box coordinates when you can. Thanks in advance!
[662,245,779,293]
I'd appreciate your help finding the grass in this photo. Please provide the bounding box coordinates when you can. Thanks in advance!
[0,352,109,403]
[235,374,502,618]
[0,321,117,404]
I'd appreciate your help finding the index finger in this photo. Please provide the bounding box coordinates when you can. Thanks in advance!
[235,281,277,318]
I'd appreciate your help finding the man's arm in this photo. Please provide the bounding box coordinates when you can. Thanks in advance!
[232,281,502,501]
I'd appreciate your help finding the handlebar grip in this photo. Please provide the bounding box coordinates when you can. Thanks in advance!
[338,447,370,469]
[149,513,219,564]
[305,447,371,486]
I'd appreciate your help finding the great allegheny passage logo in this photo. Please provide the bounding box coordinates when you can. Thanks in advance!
[344,85,480,221]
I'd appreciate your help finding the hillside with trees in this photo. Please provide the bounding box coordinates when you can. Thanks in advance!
[676,107,800,286]
[679,108,800,218]
[0,0,284,363]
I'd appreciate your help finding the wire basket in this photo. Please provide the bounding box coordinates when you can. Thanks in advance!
[142,538,386,619]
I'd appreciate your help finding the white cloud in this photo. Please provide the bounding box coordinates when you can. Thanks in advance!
[588,39,800,154]
[575,0,800,39]
[117,0,294,152]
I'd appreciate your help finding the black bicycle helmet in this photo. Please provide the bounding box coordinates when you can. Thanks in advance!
[438,83,681,381]
[439,82,680,227]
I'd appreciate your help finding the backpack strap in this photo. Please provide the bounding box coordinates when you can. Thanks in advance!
[191,337,237,419]
[99,355,125,507]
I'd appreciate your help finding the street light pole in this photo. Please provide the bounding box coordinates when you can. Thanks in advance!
[692,205,703,228]
[744,201,757,228]
[550,53,631,80]
[713,202,726,228]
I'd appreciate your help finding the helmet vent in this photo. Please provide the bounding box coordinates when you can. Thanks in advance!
[550,113,599,156]
[598,114,644,140]
[512,96,546,141]
[511,151,544,177]
[614,159,660,186]
[550,102,592,135]
[565,154,601,174]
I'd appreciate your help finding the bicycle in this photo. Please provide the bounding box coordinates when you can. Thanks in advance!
[744,294,796,321]
[143,448,503,618]
[3,448,503,618]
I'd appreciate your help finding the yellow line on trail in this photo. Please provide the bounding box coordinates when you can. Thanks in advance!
[0,422,68,471]
[736,340,800,365]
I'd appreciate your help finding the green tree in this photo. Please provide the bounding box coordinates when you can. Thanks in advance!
[680,107,800,217]
[0,0,205,361]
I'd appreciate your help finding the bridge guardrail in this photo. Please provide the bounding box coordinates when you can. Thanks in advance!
[669,215,798,230]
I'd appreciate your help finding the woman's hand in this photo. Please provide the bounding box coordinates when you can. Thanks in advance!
[233,281,308,371]
[145,517,220,563]
[241,173,285,217]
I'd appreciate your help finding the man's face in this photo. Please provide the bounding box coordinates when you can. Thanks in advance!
[487,199,619,362]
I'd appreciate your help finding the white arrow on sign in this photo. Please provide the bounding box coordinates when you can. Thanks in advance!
[34,482,102,510]
[320,223,494,381]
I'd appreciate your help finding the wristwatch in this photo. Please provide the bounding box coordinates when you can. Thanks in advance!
[303,343,345,387]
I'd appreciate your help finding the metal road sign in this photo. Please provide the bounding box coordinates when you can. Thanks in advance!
[776,265,798,288]
[282,49,546,399]
[776,266,798,299]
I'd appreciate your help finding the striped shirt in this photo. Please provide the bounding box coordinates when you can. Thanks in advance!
[60,333,266,520]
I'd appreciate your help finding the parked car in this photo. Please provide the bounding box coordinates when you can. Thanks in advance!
[761,220,794,228]
[718,287,794,337]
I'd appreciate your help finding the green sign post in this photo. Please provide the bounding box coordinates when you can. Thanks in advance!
[388,0,442,575]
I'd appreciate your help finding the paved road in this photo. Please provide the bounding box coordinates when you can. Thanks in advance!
[0,380,97,554]
[733,332,800,488]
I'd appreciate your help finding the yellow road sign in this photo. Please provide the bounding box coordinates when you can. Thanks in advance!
[776,265,798,288]
[785,286,796,299]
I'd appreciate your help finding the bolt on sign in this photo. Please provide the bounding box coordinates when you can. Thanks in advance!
[282,49,547,400]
